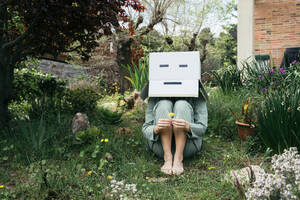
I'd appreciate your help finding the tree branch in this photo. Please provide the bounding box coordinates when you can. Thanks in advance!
[1,10,41,50]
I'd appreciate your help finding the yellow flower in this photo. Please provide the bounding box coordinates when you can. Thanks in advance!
[0,185,4,189]
[244,98,250,112]
[87,171,92,176]
[145,176,150,180]
[104,138,109,143]
[101,139,104,142]
[208,166,215,170]
[168,112,175,117]
[107,175,113,180]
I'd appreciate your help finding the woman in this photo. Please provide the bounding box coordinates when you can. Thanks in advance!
[142,93,208,175]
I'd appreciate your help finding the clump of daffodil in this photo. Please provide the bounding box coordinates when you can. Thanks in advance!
[87,171,92,176]
[168,112,175,118]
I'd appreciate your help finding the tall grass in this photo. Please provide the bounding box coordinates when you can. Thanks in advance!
[257,89,300,153]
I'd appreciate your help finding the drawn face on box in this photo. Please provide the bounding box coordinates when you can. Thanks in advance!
[149,51,201,97]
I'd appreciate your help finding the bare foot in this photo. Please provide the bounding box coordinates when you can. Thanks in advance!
[161,154,173,175]
[172,157,184,175]
[161,160,173,175]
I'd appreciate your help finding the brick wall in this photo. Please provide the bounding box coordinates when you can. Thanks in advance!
[254,0,300,66]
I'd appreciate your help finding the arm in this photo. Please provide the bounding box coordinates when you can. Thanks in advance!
[142,98,159,141]
[187,95,208,139]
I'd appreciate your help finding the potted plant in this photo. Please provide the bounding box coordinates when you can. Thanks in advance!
[229,98,256,141]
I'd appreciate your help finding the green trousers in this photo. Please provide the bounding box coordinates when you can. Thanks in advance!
[145,97,202,159]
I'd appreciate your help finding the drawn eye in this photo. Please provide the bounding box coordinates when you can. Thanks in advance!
[159,64,169,67]
[179,64,188,68]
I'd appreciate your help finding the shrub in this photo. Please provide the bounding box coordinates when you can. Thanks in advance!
[210,65,242,94]
[98,107,123,125]
[13,68,66,102]
[76,126,101,142]
[65,88,100,114]
[12,68,67,119]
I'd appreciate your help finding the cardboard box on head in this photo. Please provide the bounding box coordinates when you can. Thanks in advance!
[149,51,201,97]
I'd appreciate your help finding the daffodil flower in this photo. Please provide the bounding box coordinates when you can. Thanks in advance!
[168,112,175,117]
[101,139,104,142]
[104,138,109,142]
[87,171,92,176]
[145,176,150,180]
[208,166,215,170]
[0,185,4,189]
[107,175,113,180]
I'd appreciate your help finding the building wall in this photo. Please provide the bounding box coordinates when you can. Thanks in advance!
[237,0,254,68]
[254,0,300,66]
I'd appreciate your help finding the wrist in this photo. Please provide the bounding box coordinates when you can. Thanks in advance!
[185,122,190,132]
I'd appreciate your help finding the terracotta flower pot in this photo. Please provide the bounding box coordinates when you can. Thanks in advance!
[235,121,256,141]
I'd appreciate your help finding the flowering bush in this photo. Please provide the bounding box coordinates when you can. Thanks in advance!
[243,59,300,94]
[246,147,300,200]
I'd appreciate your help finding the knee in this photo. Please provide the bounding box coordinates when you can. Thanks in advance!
[173,100,193,117]
[154,100,173,121]
[155,100,173,112]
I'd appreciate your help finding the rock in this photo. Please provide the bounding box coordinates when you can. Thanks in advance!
[104,152,113,161]
[224,165,265,186]
[72,113,90,135]
[100,102,118,112]
[115,127,134,136]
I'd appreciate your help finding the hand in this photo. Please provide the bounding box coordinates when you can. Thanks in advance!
[154,119,172,134]
[171,119,190,132]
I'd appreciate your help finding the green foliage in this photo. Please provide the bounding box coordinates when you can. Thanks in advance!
[242,59,273,92]
[13,68,66,102]
[16,117,47,160]
[12,68,67,119]
[76,126,101,142]
[123,56,149,92]
[257,89,300,153]
[98,107,123,125]
[65,88,100,114]
[207,88,251,140]
[243,135,266,155]
[214,24,237,67]
[210,65,242,94]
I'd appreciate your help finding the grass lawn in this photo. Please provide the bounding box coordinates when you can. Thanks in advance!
[0,91,266,200]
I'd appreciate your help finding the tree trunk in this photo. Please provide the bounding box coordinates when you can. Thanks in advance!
[116,35,133,94]
[0,63,14,125]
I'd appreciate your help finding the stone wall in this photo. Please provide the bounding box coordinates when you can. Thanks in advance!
[38,59,88,79]
[254,0,300,66]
